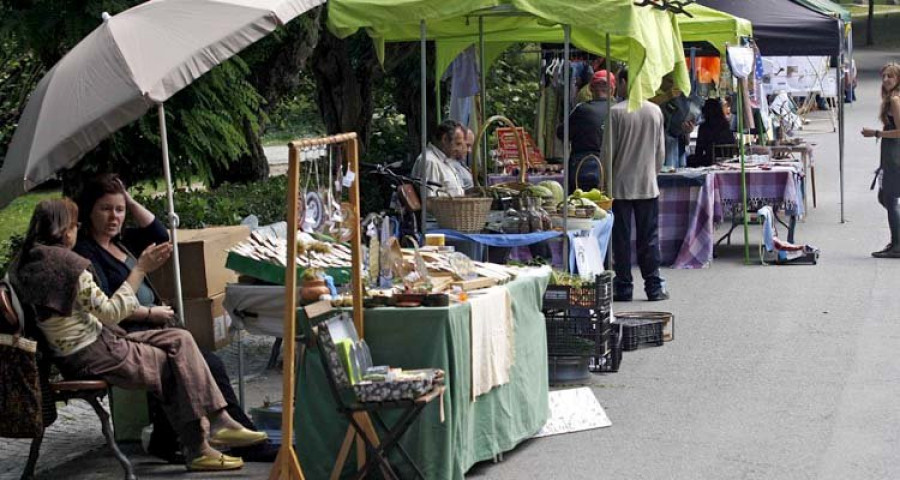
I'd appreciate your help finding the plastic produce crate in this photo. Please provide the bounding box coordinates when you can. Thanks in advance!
[614,316,664,351]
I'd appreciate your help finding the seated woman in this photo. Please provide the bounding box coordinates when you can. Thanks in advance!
[689,98,736,168]
[72,174,273,463]
[11,199,263,472]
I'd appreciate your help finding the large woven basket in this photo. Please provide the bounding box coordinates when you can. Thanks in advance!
[429,196,493,232]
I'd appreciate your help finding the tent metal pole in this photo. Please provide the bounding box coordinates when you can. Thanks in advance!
[436,78,442,124]
[605,33,613,269]
[157,103,185,325]
[420,20,428,234]
[689,47,697,91]
[480,16,488,187]
[737,80,750,264]
[563,25,571,272]
[838,23,846,223]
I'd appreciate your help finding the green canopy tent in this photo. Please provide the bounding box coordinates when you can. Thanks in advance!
[431,3,751,99]
[328,0,691,111]
[328,0,691,243]
[680,3,753,55]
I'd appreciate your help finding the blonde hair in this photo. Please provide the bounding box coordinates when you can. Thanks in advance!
[879,62,900,127]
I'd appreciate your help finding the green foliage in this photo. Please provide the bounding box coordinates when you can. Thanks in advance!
[132,176,288,229]
[486,44,541,134]
[264,74,325,144]
[0,234,24,278]
[0,34,43,165]
[1,0,266,188]
[0,189,60,277]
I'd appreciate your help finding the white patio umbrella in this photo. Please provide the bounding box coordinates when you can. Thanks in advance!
[0,0,325,323]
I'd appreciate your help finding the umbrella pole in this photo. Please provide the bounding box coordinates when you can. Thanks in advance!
[157,103,185,325]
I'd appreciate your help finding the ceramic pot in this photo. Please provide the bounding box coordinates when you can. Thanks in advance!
[300,279,330,303]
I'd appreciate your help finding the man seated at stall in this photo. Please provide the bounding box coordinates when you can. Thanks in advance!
[448,128,476,190]
[411,120,467,197]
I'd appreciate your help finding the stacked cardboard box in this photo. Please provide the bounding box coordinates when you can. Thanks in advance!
[149,225,250,350]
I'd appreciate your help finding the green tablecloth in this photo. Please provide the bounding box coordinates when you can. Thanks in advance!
[295,270,550,479]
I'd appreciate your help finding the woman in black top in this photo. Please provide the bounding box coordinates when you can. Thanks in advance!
[689,98,735,168]
[73,174,274,462]
[862,62,900,257]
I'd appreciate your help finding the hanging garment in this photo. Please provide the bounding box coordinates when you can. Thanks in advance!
[445,46,480,126]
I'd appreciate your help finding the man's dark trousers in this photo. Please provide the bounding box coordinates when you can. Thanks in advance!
[611,197,663,297]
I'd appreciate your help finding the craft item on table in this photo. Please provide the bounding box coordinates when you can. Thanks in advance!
[384,237,408,282]
[468,286,514,400]
[229,230,351,270]
[448,252,477,280]
[378,217,394,288]
[368,235,380,287]
[450,276,498,292]
[406,236,432,289]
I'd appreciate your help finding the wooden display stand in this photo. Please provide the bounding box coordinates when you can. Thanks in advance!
[270,133,367,480]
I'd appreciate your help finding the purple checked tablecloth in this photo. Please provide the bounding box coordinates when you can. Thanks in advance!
[712,167,804,218]
[657,172,717,269]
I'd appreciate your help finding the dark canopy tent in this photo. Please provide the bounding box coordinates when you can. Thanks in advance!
[697,0,840,56]
[699,0,849,222]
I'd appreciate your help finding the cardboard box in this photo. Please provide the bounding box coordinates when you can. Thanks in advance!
[149,225,250,302]
[183,293,232,351]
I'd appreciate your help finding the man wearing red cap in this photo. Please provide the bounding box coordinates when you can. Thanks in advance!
[557,70,616,193]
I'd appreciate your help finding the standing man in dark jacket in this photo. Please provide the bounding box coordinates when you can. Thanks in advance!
[558,70,615,193]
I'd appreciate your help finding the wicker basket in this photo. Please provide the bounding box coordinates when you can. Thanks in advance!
[597,198,614,211]
[429,196,493,232]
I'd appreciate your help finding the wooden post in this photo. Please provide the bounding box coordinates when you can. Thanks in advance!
[270,144,305,480]
[271,133,372,480]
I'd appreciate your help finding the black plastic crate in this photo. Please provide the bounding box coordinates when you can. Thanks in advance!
[615,311,674,342]
[589,328,622,373]
[614,317,664,351]
[545,310,611,358]
[543,272,613,311]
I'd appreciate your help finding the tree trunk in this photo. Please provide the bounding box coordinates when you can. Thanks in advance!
[867,0,875,46]
[310,30,382,154]
[387,42,437,167]
[209,8,324,186]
